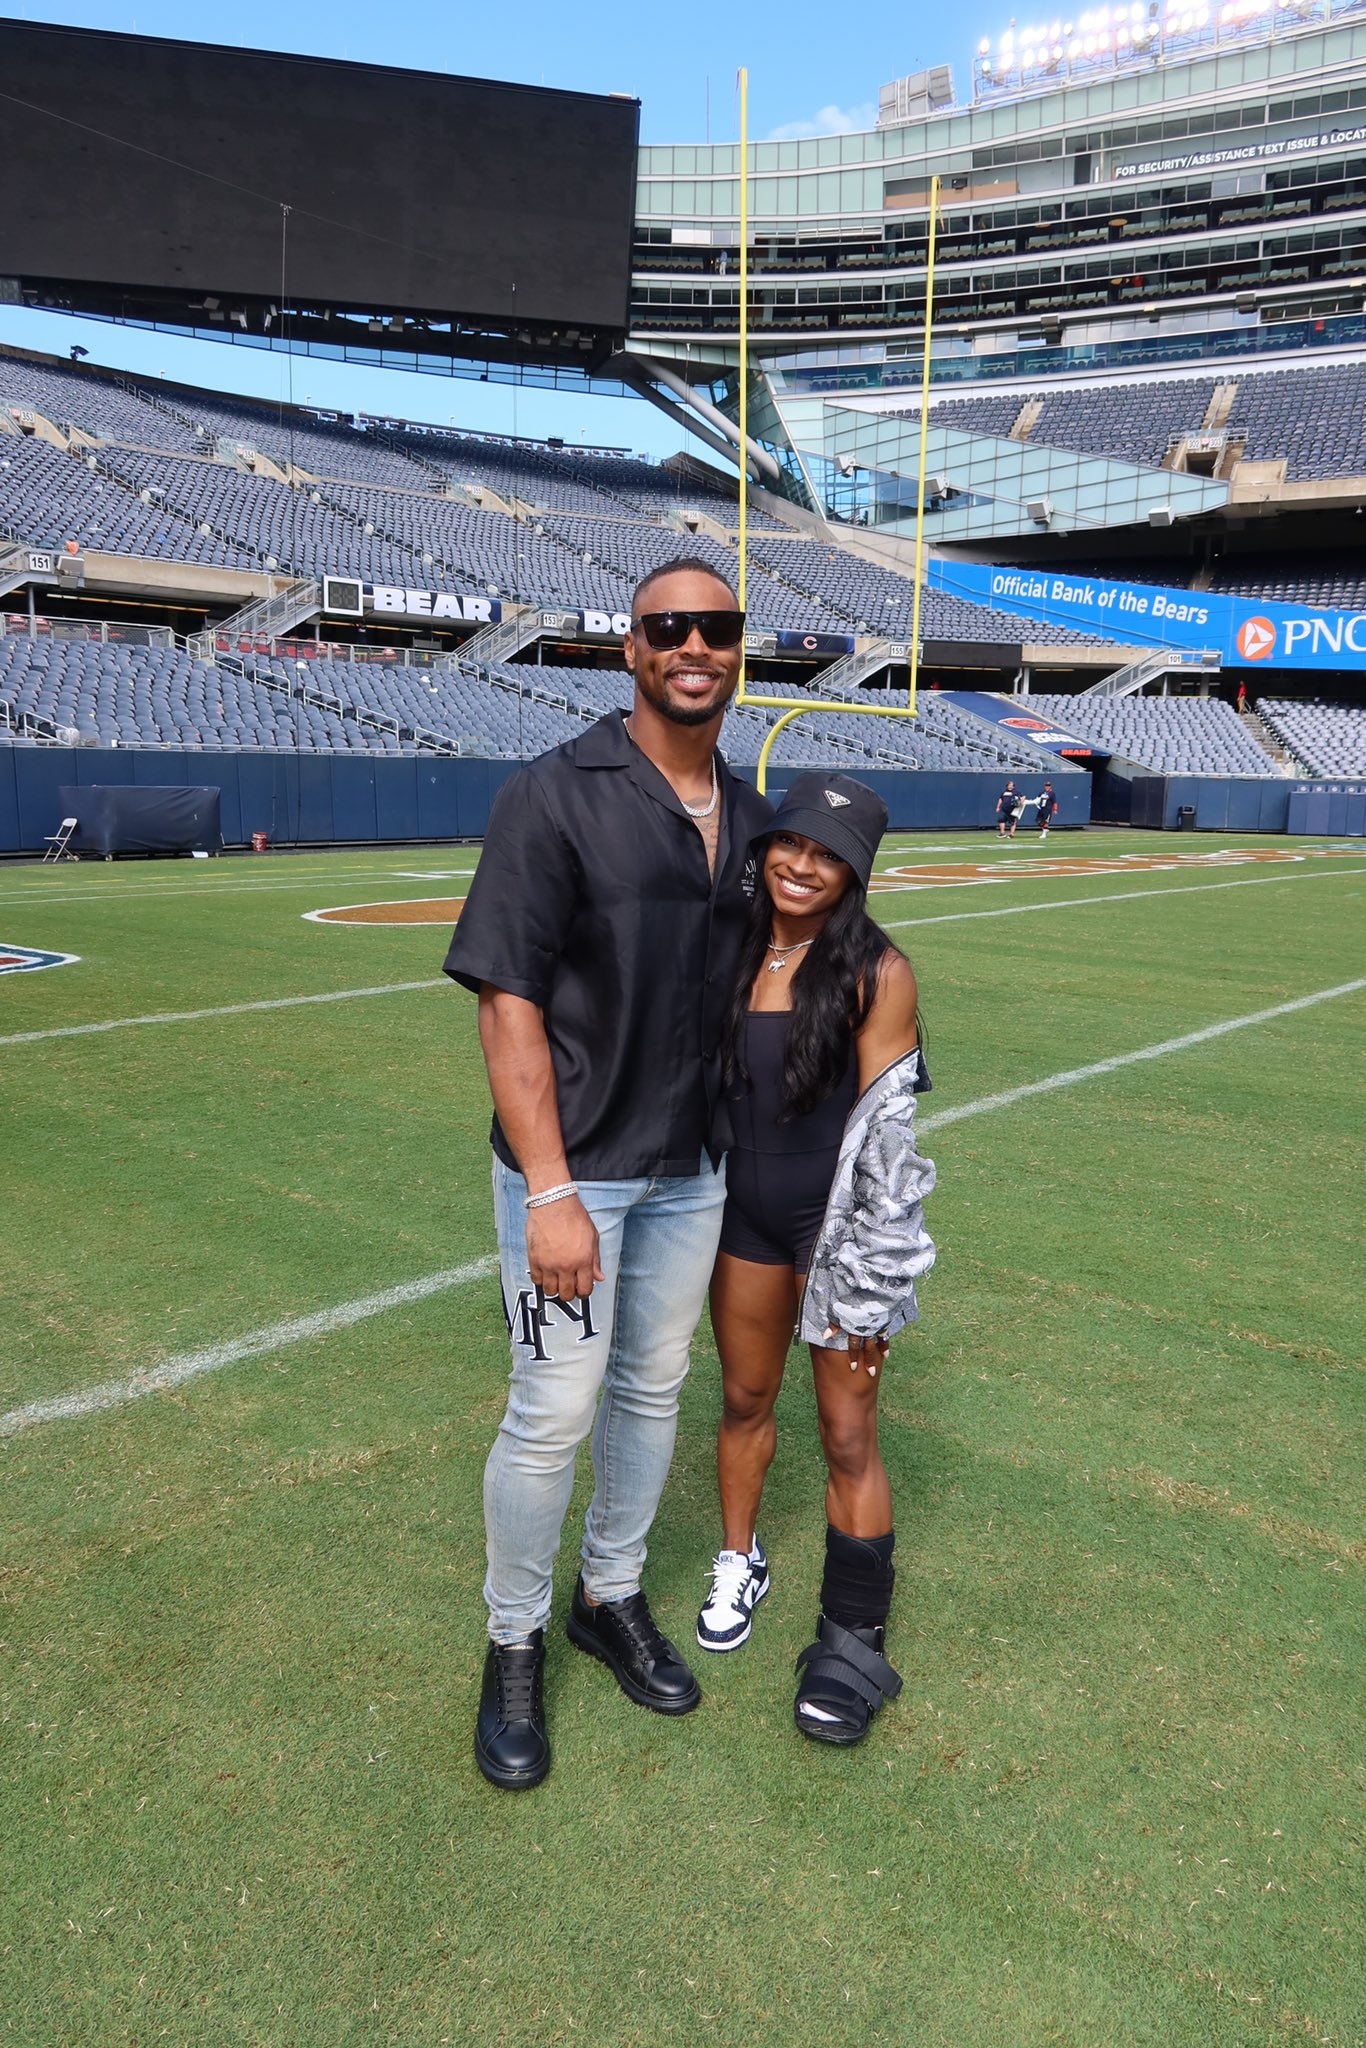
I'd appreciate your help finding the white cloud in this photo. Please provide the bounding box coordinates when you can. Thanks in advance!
[766,101,877,142]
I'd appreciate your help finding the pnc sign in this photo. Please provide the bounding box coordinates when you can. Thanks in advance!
[1235,617,1277,662]
[930,561,1366,672]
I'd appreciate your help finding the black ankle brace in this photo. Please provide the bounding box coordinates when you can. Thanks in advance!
[820,1525,895,1632]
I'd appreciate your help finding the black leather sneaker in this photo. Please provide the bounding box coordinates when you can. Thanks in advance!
[474,1631,550,1790]
[566,1575,701,1715]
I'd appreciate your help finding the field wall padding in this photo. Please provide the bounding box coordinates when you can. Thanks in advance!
[0,751,1097,853]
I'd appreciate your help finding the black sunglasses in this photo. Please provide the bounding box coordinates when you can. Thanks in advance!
[631,609,746,651]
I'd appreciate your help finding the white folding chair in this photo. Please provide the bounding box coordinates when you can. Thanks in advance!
[43,816,78,862]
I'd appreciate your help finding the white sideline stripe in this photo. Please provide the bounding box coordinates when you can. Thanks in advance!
[916,978,1366,1136]
[7,973,1364,1442]
[0,1258,499,1439]
[0,978,447,1048]
[881,863,1366,929]
[0,868,440,909]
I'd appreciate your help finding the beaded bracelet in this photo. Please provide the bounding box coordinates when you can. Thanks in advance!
[525,1181,579,1211]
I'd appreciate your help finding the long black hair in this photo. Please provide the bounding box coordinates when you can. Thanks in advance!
[725,870,909,1120]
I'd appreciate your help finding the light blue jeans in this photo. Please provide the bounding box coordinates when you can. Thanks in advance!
[485,1153,727,1644]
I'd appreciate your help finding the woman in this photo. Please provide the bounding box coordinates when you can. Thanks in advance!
[697,772,936,1746]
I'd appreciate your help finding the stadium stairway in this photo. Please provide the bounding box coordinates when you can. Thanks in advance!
[87,445,272,569]
[368,423,448,491]
[457,608,554,664]
[0,540,42,601]
[237,655,462,756]
[804,638,909,694]
[115,374,204,442]
[1239,706,1303,775]
[1082,648,1221,698]
[308,482,494,601]
[200,579,323,654]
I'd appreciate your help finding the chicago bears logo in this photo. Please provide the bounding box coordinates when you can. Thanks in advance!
[0,944,79,975]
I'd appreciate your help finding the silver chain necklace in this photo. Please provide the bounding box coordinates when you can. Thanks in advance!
[679,756,719,819]
[766,934,815,972]
[624,715,718,820]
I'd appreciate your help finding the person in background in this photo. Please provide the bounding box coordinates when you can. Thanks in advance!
[1034,781,1059,839]
[996,780,1018,837]
[696,775,936,1747]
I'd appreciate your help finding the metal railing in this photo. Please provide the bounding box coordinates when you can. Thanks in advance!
[1083,647,1221,698]
[191,580,321,658]
[456,607,546,665]
[807,636,915,697]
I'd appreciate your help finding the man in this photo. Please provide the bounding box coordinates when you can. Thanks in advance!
[444,558,772,1791]
[996,780,1018,838]
[1034,781,1058,839]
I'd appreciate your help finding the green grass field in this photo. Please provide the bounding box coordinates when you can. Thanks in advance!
[2,830,1362,2048]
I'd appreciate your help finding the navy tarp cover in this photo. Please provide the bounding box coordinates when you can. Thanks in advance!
[61,784,222,855]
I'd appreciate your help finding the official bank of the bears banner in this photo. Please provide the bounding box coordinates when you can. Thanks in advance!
[927,561,1366,672]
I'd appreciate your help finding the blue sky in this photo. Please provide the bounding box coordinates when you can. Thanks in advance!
[0,0,962,459]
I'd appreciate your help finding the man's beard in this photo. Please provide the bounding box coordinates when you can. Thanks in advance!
[657,695,727,727]
[637,668,736,727]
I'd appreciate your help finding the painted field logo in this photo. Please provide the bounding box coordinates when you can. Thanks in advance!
[1236,616,1277,661]
[0,944,79,975]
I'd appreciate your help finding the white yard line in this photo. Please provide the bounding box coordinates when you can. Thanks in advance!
[880,863,1366,928]
[917,978,1366,1135]
[5,971,1363,1440]
[8,865,1361,1055]
[0,866,442,909]
[0,978,448,1048]
[0,1258,499,1438]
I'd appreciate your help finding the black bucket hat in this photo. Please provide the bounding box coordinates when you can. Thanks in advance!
[753,772,888,889]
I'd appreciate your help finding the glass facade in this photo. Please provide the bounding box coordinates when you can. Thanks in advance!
[757,392,1233,542]
[629,16,1366,372]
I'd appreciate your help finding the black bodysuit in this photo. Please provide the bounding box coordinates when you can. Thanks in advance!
[718,1011,860,1273]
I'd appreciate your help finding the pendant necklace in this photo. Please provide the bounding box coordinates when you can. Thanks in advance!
[766,935,815,973]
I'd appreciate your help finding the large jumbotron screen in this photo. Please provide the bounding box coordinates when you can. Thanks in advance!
[0,20,640,336]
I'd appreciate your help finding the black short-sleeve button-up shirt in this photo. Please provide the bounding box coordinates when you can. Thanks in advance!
[444,709,773,1180]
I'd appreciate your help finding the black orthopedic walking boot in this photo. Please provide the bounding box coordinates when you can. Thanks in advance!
[566,1575,701,1714]
[794,1528,902,1746]
[475,1631,550,1790]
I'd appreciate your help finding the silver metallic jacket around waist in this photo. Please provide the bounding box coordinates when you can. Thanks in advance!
[798,1048,937,1348]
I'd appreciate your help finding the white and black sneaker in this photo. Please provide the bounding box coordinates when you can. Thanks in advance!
[696,1543,770,1652]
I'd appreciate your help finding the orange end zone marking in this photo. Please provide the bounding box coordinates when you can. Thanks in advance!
[303,847,1359,923]
[303,897,466,926]
[875,847,1358,889]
